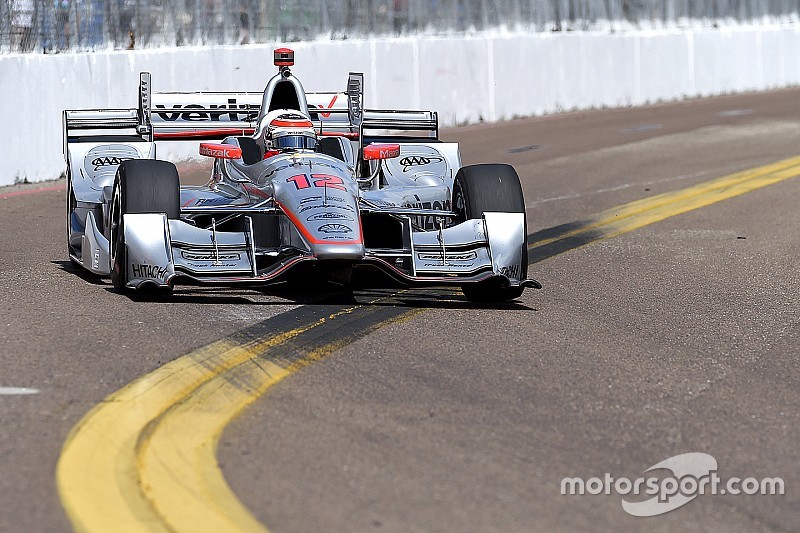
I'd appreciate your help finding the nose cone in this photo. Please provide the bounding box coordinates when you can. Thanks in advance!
[272,157,364,259]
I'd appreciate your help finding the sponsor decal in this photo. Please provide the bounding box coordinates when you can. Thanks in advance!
[181,252,241,262]
[187,263,239,269]
[91,156,133,171]
[364,143,400,161]
[399,155,444,172]
[298,203,355,214]
[84,145,140,180]
[324,196,346,203]
[368,199,399,208]
[423,262,476,269]
[382,147,400,159]
[194,197,234,206]
[314,161,348,172]
[153,99,257,122]
[131,263,169,280]
[92,249,101,270]
[307,212,354,222]
[299,196,323,205]
[318,224,352,234]
[199,144,241,159]
[404,199,451,211]
[309,94,339,119]
[403,199,452,230]
[499,264,521,279]
[417,251,477,261]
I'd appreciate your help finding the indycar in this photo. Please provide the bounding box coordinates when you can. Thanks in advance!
[64,48,540,301]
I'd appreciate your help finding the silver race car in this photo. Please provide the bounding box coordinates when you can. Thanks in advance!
[64,48,540,301]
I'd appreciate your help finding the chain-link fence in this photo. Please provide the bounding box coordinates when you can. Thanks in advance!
[2,0,799,54]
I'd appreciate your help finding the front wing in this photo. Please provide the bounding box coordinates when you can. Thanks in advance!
[118,211,533,291]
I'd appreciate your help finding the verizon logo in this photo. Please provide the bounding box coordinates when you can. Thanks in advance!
[153,99,257,122]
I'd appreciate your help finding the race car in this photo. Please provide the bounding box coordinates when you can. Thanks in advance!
[64,48,540,301]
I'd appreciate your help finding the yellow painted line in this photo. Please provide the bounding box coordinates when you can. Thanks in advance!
[529,154,800,250]
[137,310,421,532]
[57,296,421,533]
[57,304,369,532]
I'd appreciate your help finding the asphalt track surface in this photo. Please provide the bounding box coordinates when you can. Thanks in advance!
[1,89,799,532]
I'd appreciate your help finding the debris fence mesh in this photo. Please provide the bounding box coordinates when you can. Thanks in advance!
[2,0,798,54]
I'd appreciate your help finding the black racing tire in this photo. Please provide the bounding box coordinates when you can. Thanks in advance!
[65,170,82,268]
[453,164,527,302]
[110,160,180,293]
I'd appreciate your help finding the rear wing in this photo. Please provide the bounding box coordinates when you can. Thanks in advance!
[64,71,439,150]
[63,72,154,155]
[360,109,439,144]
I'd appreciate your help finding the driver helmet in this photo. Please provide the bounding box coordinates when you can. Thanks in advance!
[262,110,318,154]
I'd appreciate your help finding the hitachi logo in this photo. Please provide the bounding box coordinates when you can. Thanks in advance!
[153,99,258,122]
[131,263,169,280]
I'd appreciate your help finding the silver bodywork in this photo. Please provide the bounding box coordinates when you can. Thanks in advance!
[64,68,537,294]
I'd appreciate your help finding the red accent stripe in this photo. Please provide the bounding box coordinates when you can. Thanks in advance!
[242,183,272,199]
[154,128,255,140]
[275,200,362,246]
[270,119,313,128]
[0,184,65,200]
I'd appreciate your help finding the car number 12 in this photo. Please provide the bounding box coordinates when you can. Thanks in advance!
[287,174,347,191]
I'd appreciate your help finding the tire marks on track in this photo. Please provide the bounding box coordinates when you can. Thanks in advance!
[57,296,421,533]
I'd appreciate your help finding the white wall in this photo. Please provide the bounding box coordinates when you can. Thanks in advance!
[2,26,800,186]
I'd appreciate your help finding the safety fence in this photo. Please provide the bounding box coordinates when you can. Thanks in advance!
[1,0,799,54]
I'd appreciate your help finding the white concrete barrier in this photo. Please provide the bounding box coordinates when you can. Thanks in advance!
[2,26,800,185]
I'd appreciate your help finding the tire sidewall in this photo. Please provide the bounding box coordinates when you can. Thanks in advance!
[109,175,127,292]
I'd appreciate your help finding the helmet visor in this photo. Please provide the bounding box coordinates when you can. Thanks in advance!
[274,134,318,151]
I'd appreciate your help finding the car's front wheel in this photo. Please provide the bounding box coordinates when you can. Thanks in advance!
[110,160,180,293]
[452,164,528,302]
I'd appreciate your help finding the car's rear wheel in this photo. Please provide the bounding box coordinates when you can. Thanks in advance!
[452,164,527,302]
[110,160,180,293]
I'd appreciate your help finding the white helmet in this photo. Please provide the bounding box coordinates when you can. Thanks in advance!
[261,109,318,152]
